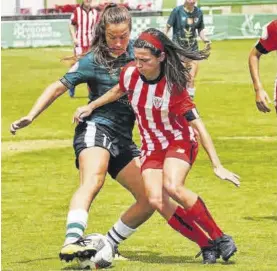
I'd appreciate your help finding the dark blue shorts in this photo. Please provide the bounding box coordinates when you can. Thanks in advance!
[73,120,140,179]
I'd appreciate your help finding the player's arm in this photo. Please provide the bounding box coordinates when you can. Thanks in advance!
[199,29,211,46]
[10,81,67,135]
[165,24,172,36]
[184,109,240,187]
[198,13,211,46]
[165,8,176,36]
[73,84,124,123]
[69,23,78,46]
[69,11,78,46]
[248,46,271,113]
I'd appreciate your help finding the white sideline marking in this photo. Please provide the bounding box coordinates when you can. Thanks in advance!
[218,136,277,141]
[2,139,72,156]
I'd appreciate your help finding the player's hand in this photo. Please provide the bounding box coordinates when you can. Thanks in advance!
[214,166,240,187]
[255,89,271,113]
[204,40,211,50]
[10,116,33,135]
[72,104,96,124]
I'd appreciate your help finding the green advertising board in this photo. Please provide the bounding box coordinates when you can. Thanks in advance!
[198,0,277,6]
[1,14,276,48]
[1,19,71,48]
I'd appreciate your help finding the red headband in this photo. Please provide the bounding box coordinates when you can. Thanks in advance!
[138,32,164,52]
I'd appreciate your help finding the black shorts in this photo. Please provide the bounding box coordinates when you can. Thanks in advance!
[73,121,140,179]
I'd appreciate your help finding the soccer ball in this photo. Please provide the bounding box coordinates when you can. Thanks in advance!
[78,233,114,269]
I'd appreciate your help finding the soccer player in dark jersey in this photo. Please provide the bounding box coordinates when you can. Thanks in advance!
[10,3,156,262]
[165,0,210,99]
[74,28,240,264]
[248,19,277,113]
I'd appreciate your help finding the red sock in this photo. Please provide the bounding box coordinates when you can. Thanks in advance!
[184,197,223,240]
[168,206,211,247]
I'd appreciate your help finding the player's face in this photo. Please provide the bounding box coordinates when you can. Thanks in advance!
[185,0,197,6]
[105,21,130,57]
[134,48,164,80]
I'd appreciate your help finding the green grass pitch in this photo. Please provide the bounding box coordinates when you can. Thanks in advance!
[2,40,277,271]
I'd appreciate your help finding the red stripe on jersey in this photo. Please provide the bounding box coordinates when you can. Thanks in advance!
[138,83,163,150]
[151,78,173,148]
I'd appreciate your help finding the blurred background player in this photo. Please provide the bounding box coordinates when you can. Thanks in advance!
[248,19,277,113]
[165,0,210,99]
[68,0,99,97]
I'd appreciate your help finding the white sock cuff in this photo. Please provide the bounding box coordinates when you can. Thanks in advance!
[114,219,137,237]
[67,209,88,228]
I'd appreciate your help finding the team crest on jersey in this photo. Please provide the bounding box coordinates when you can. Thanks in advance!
[153,96,163,109]
[194,18,199,24]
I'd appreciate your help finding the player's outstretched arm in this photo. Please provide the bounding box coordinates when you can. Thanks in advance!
[189,118,240,187]
[10,81,67,135]
[248,47,271,113]
[73,84,124,123]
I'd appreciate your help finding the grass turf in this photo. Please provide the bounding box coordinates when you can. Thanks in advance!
[2,40,277,270]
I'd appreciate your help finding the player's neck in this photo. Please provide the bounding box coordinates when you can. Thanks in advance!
[82,4,91,12]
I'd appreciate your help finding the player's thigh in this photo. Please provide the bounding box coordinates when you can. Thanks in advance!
[74,121,113,185]
[116,156,143,196]
[163,157,191,188]
[142,169,163,200]
[163,141,197,187]
[79,147,110,185]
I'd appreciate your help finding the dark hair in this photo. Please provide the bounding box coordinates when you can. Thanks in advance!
[134,28,210,93]
[92,3,132,69]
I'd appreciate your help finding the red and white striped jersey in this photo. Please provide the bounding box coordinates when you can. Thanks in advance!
[258,20,277,53]
[119,63,197,151]
[70,5,98,49]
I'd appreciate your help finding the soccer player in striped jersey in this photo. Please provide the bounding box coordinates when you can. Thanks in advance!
[248,19,277,113]
[76,28,240,264]
[68,0,99,97]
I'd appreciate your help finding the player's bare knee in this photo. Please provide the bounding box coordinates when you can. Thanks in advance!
[80,174,105,193]
[148,196,163,212]
[164,182,184,200]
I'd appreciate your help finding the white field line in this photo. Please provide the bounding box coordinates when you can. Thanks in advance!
[2,136,276,157]
[1,139,72,157]
[218,136,277,141]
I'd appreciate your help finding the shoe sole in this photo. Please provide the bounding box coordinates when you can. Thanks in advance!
[222,247,237,262]
[59,249,96,262]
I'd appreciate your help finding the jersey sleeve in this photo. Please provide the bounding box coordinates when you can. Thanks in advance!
[170,88,196,116]
[60,55,94,89]
[167,7,177,27]
[119,62,136,92]
[256,20,277,54]
[70,9,77,25]
[119,67,128,92]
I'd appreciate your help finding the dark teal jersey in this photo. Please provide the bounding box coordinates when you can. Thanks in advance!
[60,42,135,140]
[167,5,204,50]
